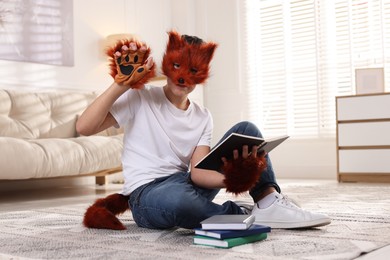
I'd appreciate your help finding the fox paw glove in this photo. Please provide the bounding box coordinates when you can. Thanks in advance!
[222,156,267,195]
[106,39,156,89]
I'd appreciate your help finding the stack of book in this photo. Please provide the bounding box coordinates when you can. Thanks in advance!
[193,215,271,249]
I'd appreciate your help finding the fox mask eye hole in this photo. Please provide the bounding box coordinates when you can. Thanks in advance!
[190,68,198,74]
[173,63,180,69]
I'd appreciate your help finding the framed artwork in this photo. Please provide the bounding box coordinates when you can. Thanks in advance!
[355,68,384,95]
[0,0,74,66]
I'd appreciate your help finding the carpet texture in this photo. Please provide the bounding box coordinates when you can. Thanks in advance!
[0,182,389,259]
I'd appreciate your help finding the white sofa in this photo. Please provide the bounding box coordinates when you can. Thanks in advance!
[0,89,123,185]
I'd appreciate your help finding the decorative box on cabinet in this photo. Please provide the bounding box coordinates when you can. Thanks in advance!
[336,93,390,182]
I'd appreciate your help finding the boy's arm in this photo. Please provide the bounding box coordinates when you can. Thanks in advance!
[77,39,156,136]
[76,40,155,135]
[76,82,127,136]
[190,145,226,189]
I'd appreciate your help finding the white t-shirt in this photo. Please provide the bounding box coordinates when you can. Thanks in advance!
[110,85,213,195]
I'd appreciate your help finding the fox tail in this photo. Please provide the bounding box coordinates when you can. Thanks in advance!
[83,193,130,230]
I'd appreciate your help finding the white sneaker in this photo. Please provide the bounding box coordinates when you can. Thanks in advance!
[251,193,331,229]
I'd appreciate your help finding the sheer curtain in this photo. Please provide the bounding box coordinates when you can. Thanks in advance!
[241,0,390,139]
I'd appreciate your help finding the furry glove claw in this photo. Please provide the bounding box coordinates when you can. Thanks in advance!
[222,156,267,195]
[106,39,156,89]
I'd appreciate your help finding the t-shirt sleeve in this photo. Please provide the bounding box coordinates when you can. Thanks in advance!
[110,89,141,127]
[197,110,213,147]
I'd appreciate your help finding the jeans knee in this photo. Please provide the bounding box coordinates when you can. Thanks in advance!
[234,121,263,138]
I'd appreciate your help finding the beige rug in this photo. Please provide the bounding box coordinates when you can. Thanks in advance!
[0,181,389,259]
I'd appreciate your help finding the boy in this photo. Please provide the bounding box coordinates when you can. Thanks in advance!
[78,31,331,230]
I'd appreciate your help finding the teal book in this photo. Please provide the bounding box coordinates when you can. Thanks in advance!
[193,232,267,249]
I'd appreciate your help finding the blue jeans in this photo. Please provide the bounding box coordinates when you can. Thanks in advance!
[128,121,281,229]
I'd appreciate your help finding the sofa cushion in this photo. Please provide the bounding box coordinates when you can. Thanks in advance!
[0,90,96,139]
[0,135,123,180]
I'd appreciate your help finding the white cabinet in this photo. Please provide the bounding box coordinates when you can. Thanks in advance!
[336,93,390,182]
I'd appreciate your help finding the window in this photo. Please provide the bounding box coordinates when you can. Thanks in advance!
[0,0,74,66]
[242,0,390,138]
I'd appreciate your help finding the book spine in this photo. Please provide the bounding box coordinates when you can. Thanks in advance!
[201,224,248,230]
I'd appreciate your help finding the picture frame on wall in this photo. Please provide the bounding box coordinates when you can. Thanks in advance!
[355,68,385,95]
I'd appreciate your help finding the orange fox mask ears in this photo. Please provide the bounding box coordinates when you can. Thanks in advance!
[162,31,218,87]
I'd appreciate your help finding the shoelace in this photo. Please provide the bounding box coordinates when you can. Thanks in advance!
[277,194,301,208]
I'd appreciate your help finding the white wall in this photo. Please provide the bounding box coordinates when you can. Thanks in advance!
[0,0,337,180]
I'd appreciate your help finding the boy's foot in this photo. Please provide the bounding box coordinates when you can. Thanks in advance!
[251,193,331,229]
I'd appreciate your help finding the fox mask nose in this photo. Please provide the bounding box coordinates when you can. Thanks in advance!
[178,78,185,84]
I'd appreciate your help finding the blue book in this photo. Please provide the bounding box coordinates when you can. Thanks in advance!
[193,232,267,249]
[194,224,271,239]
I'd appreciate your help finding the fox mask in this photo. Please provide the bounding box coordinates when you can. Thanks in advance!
[162,31,217,87]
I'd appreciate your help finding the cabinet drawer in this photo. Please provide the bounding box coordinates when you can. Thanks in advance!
[338,121,390,146]
[339,149,390,173]
[337,94,390,121]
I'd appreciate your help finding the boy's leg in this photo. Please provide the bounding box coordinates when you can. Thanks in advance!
[129,172,243,229]
[220,121,331,228]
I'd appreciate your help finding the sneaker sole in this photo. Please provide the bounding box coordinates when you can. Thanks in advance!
[254,218,331,229]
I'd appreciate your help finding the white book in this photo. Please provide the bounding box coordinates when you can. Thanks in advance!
[200,214,255,230]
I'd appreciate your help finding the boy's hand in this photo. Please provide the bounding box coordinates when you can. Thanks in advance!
[222,145,266,166]
[106,39,156,89]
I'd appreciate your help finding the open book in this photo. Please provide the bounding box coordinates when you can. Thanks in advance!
[194,133,289,171]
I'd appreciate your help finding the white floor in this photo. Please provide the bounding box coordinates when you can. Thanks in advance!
[0,177,121,213]
[0,177,388,259]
